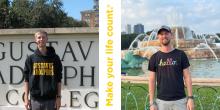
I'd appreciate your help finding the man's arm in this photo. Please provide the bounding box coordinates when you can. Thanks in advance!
[24,81,30,110]
[57,82,61,96]
[183,67,193,97]
[23,55,31,110]
[55,55,62,110]
[56,55,62,97]
[148,71,156,107]
[183,67,194,110]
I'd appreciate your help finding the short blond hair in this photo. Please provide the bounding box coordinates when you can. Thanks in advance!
[34,30,48,38]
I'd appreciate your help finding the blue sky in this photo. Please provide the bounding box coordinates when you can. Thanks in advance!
[122,0,220,34]
[62,0,94,20]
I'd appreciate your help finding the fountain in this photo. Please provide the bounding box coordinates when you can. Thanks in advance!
[121,83,149,110]
[124,27,220,60]
[121,26,220,70]
[121,26,220,79]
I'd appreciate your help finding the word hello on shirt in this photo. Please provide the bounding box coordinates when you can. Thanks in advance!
[159,58,177,66]
[33,63,54,75]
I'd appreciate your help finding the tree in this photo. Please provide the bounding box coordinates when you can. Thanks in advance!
[10,0,31,28]
[61,16,88,27]
[1,0,87,29]
[121,34,138,50]
[0,0,10,28]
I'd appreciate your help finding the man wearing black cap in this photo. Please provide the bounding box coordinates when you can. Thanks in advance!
[148,25,194,110]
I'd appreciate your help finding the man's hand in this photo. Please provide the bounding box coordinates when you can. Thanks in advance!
[55,97,61,110]
[187,99,194,110]
[24,98,30,110]
[150,104,158,110]
[24,82,30,110]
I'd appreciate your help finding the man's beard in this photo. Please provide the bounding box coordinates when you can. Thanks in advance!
[161,39,170,46]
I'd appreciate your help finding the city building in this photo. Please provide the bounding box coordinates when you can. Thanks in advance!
[126,24,131,34]
[134,24,144,34]
[93,0,99,10]
[81,0,99,27]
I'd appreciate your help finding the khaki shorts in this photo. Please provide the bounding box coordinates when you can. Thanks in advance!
[156,98,187,110]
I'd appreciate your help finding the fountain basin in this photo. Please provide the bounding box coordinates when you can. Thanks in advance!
[122,48,220,59]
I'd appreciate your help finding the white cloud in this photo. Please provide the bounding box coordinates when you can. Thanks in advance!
[122,0,220,34]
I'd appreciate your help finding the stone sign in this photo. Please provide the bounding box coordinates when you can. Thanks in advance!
[0,28,99,110]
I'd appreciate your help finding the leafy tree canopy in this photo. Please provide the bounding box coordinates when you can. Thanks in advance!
[0,0,88,28]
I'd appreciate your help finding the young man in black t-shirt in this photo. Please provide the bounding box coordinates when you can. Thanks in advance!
[148,25,194,110]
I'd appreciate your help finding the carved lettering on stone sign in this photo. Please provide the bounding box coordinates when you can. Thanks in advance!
[0,38,99,109]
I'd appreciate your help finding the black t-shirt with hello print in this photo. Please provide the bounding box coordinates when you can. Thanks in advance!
[148,49,190,101]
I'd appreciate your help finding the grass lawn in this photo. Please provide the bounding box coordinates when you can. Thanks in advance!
[121,82,220,110]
